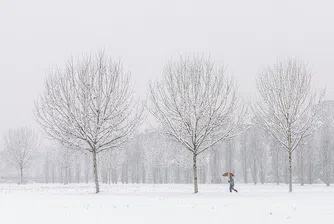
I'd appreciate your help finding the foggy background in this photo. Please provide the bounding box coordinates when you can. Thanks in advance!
[1,3,334,224]
[1,0,334,136]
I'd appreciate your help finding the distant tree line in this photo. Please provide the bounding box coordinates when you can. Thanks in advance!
[1,51,330,193]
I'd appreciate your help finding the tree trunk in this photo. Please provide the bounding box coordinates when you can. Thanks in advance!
[136,162,140,184]
[52,165,55,183]
[112,168,117,184]
[289,151,292,192]
[60,167,63,183]
[288,122,293,192]
[325,158,330,186]
[193,153,198,193]
[308,164,313,184]
[64,168,68,185]
[325,148,331,186]
[253,159,257,185]
[123,163,129,184]
[68,167,72,183]
[297,147,305,186]
[76,164,81,183]
[141,163,146,184]
[152,167,157,184]
[158,167,163,184]
[243,165,248,183]
[259,162,265,184]
[19,166,23,184]
[164,167,168,183]
[44,161,49,184]
[175,166,180,183]
[92,151,100,193]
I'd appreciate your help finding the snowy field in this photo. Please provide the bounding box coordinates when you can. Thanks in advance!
[1,183,333,224]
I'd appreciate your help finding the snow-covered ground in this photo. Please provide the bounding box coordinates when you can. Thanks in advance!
[1,183,333,224]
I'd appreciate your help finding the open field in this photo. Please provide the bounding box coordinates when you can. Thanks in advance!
[1,183,333,224]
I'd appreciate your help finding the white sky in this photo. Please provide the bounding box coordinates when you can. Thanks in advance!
[1,0,334,135]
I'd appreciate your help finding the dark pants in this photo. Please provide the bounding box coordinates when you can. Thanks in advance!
[230,185,238,192]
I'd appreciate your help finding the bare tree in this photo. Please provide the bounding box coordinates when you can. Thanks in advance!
[254,58,324,192]
[34,52,142,193]
[2,127,40,184]
[149,55,246,193]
